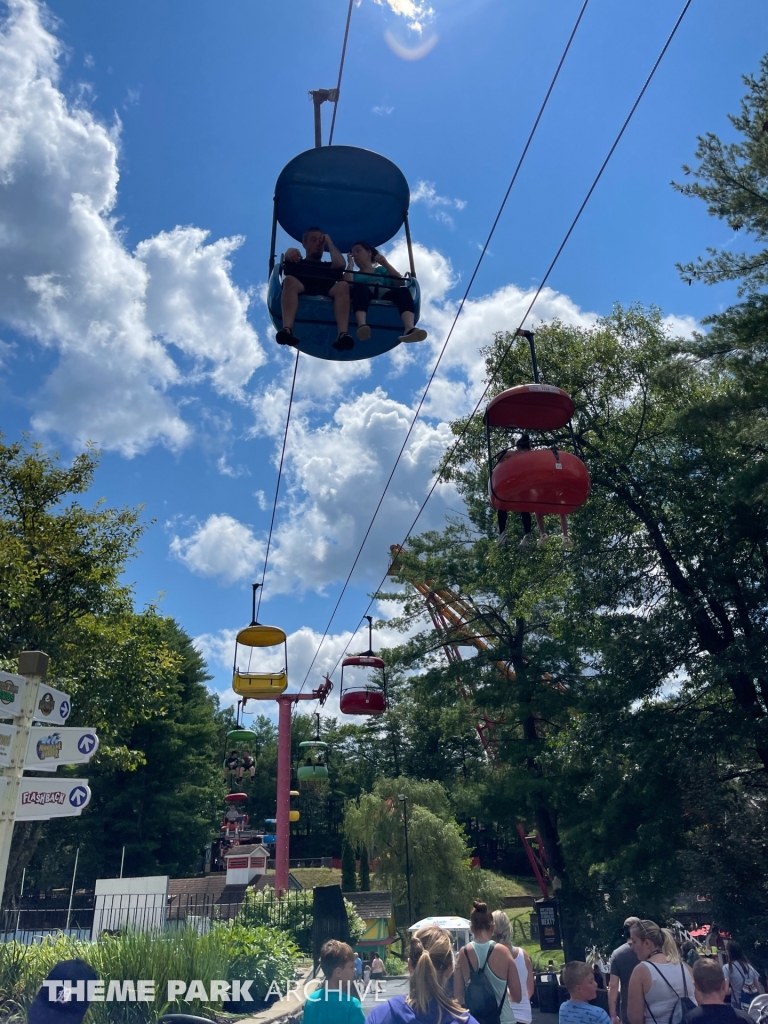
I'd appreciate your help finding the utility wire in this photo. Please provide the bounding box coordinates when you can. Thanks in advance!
[320,0,695,684]
[328,0,355,145]
[255,348,300,622]
[297,0,592,694]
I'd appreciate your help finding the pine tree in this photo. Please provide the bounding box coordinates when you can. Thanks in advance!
[674,54,768,294]
[358,847,370,891]
[341,839,357,893]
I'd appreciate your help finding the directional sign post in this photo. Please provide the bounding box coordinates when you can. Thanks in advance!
[24,727,99,771]
[0,652,49,904]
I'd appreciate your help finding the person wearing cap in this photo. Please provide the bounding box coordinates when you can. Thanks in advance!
[29,959,99,1024]
[609,918,641,1024]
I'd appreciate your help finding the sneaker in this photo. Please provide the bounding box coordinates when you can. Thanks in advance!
[519,533,534,549]
[562,536,573,549]
[399,327,428,343]
[356,324,372,341]
[332,332,355,352]
[537,532,549,548]
[496,531,507,548]
[276,327,298,346]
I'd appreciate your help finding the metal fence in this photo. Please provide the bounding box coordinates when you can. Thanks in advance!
[1,888,314,945]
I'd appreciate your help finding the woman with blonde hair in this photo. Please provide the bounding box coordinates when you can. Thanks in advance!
[627,920,696,1024]
[491,910,534,1024]
[366,925,482,1024]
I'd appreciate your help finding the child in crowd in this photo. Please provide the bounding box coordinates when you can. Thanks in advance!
[303,940,366,1024]
[560,961,620,1024]
[687,958,753,1024]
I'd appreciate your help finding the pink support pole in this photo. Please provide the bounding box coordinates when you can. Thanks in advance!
[275,696,293,895]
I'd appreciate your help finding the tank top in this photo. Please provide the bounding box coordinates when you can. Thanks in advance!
[507,947,532,1024]
[470,941,515,1024]
[642,961,696,1024]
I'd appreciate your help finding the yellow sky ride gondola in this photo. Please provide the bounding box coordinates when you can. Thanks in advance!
[232,587,288,700]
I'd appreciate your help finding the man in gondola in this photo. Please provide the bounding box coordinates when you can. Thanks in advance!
[276,227,354,352]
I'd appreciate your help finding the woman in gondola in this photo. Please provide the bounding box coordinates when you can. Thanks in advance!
[345,242,427,344]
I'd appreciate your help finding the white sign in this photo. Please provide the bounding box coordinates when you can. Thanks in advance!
[24,727,99,771]
[34,683,71,726]
[0,724,16,768]
[14,777,91,820]
[0,672,26,718]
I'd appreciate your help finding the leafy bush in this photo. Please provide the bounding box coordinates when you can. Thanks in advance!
[239,886,366,954]
[216,922,299,1003]
[0,924,301,1024]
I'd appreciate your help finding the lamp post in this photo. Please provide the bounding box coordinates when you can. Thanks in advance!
[398,794,413,925]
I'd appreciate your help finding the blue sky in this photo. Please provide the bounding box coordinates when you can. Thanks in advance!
[0,0,765,712]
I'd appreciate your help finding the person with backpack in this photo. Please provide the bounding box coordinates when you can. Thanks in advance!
[723,942,763,1010]
[366,925,481,1024]
[453,901,522,1024]
[627,919,697,1024]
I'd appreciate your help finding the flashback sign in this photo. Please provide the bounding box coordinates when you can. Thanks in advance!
[34,682,71,726]
[0,672,26,718]
[24,727,99,771]
[0,777,92,820]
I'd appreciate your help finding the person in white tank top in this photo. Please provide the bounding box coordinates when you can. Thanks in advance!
[627,920,696,1024]
[492,910,534,1024]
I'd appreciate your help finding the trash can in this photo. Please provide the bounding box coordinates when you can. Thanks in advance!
[536,980,560,1014]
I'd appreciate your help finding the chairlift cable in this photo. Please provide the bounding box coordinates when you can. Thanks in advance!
[328,0,355,146]
[319,0,695,682]
[296,0,592,694]
[255,348,301,624]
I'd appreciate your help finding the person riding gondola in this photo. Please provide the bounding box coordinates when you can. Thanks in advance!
[224,750,240,778]
[495,434,572,550]
[276,228,354,351]
[345,241,427,344]
[238,750,256,781]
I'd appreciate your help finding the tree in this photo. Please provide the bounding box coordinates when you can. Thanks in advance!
[674,54,768,294]
[341,839,357,893]
[358,846,370,891]
[0,437,224,893]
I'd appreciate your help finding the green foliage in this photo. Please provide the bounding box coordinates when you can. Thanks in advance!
[238,886,314,952]
[0,925,300,1024]
[674,54,768,294]
[237,885,364,954]
[344,777,489,923]
[341,840,357,893]
[359,847,371,891]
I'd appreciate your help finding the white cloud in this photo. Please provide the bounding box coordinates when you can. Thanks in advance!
[662,313,699,339]
[170,514,263,584]
[372,105,394,116]
[373,0,434,33]
[0,0,264,455]
[411,179,466,210]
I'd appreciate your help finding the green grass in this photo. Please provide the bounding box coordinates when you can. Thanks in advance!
[289,867,343,889]
[486,873,541,897]
[505,907,565,971]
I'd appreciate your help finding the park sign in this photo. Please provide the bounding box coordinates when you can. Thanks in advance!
[0,672,26,718]
[25,727,99,771]
[34,682,71,726]
[0,777,91,820]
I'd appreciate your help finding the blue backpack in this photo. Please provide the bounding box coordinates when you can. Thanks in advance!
[461,943,506,1024]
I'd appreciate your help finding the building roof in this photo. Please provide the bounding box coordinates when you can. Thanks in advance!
[343,891,393,920]
[224,844,268,859]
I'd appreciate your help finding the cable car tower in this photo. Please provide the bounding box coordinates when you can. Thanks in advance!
[231,585,331,895]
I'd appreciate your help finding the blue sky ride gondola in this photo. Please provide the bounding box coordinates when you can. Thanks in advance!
[267,145,421,361]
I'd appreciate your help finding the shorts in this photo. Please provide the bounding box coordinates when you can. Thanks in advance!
[284,265,342,297]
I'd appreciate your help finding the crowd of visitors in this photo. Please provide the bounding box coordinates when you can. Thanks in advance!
[305,906,765,1024]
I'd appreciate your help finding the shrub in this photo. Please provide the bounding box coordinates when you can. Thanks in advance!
[0,923,301,1024]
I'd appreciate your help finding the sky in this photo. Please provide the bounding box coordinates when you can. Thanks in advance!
[0,0,765,716]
